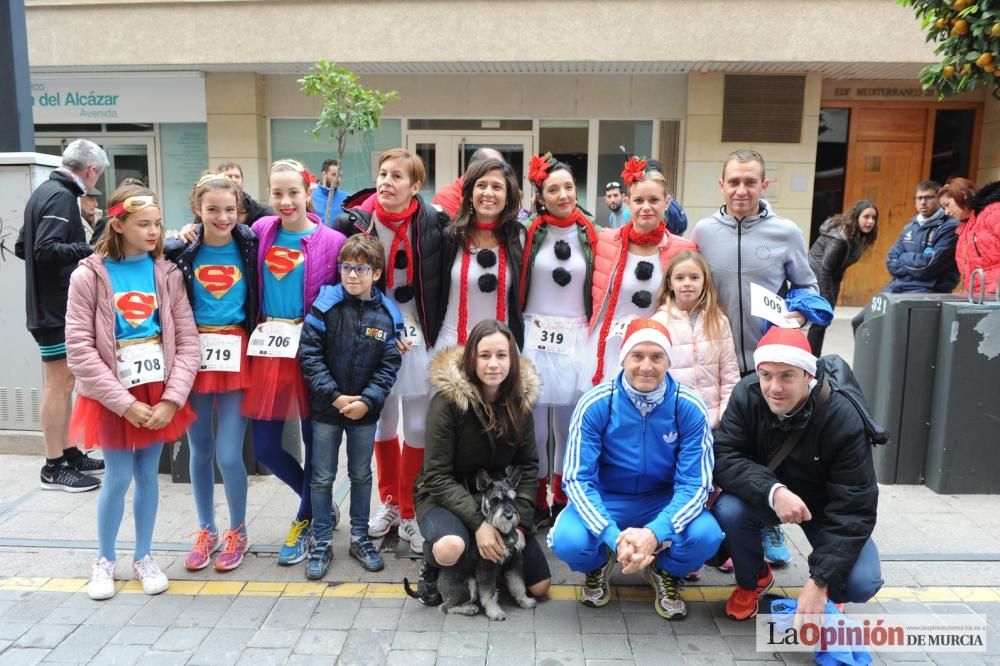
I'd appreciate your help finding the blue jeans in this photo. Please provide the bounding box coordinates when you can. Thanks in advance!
[188,391,248,533]
[252,418,314,521]
[311,419,377,542]
[98,444,163,562]
[711,492,884,603]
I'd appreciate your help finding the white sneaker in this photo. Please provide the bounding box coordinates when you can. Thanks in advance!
[132,554,169,595]
[398,518,425,554]
[88,557,116,600]
[368,501,401,538]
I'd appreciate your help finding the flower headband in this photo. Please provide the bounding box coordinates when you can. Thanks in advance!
[528,152,558,188]
[107,195,158,218]
[621,156,648,187]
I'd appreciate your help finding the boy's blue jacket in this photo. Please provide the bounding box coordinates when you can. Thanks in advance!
[299,284,403,426]
[563,370,714,550]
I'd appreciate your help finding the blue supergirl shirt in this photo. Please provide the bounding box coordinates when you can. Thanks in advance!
[104,253,161,341]
[191,240,247,326]
[262,226,316,319]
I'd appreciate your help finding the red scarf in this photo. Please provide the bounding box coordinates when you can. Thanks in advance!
[374,198,419,289]
[457,233,507,345]
[591,220,665,385]
[519,209,597,306]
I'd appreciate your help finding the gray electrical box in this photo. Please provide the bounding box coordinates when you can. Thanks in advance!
[853,292,963,484]
[0,153,61,432]
[924,295,1000,494]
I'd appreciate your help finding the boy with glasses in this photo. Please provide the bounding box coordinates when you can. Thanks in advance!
[299,234,403,578]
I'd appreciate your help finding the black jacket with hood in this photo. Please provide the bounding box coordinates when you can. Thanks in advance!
[713,356,879,592]
[15,169,92,333]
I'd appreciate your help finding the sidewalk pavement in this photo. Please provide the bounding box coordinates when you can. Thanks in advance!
[4,309,1000,664]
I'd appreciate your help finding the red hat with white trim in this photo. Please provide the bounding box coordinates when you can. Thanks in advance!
[753,327,817,376]
[619,318,673,365]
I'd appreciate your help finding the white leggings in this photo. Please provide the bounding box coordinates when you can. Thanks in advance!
[532,404,574,479]
[374,394,430,449]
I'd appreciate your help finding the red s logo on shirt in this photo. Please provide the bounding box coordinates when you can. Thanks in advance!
[114,291,157,328]
[195,265,243,299]
[264,247,305,280]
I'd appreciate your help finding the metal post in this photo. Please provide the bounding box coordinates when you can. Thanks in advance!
[0,0,35,152]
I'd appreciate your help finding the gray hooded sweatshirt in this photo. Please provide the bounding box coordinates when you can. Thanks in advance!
[692,200,818,374]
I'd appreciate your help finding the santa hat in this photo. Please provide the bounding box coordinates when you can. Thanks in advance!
[619,318,673,366]
[753,327,817,376]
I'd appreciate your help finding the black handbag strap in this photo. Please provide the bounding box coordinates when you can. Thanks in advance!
[767,378,831,472]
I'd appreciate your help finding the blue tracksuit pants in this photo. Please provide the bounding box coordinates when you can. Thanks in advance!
[548,491,724,576]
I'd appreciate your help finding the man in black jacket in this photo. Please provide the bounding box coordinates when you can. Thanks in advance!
[15,139,108,491]
[711,327,882,622]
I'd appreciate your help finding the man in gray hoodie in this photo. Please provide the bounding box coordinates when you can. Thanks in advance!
[692,150,818,376]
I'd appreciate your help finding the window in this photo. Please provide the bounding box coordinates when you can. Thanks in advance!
[539,120,589,213]
[930,109,976,184]
[598,120,653,224]
[810,108,851,244]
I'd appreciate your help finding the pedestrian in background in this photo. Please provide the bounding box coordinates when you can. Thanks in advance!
[15,139,109,493]
[807,199,878,355]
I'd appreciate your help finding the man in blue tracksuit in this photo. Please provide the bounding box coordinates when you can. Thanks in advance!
[549,318,723,621]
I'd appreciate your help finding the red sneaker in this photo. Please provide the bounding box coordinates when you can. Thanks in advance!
[184,528,219,571]
[725,564,774,621]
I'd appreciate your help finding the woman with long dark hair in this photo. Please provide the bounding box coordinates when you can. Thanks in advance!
[807,199,878,355]
[408,319,550,606]
[438,158,526,349]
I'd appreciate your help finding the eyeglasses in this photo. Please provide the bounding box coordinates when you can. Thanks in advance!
[338,263,374,277]
[106,195,157,218]
[605,181,622,190]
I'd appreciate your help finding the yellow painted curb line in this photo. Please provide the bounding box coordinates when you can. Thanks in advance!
[3,578,999,604]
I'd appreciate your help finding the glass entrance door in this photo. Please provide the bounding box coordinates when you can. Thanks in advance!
[406,133,534,208]
[34,137,157,212]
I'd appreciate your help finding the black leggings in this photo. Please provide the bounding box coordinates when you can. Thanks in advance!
[418,504,551,587]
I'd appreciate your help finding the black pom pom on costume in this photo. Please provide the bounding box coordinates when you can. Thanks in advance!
[554,240,572,261]
[476,249,497,268]
[395,250,409,270]
[393,285,415,303]
[635,261,654,281]
[552,267,572,287]
[478,273,498,293]
[632,290,652,308]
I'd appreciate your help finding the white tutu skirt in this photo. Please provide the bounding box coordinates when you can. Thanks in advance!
[522,314,589,406]
[393,341,432,398]
[578,314,638,392]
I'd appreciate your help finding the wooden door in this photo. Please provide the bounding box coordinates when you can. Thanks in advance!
[839,109,928,305]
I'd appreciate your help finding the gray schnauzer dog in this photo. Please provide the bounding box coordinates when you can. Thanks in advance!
[437,466,536,620]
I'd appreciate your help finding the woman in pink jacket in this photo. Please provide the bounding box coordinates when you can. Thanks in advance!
[66,184,200,601]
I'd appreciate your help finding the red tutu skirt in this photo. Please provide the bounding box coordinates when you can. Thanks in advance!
[192,328,251,395]
[69,380,197,451]
[242,354,308,420]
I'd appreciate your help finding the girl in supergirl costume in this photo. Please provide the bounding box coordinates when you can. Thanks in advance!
[519,153,597,526]
[332,149,449,555]
[164,173,258,572]
[243,159,346,565]
[582,158,697,391]
[65,184,200,601]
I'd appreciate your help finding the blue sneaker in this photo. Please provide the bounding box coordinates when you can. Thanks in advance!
[349,537,384,572]
[278,518,311,566]
[762,526,791,565]
[305,540,332,580]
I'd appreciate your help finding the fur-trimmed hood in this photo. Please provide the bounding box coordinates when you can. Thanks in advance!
[428,346,541,412]
[972,180,1000,215]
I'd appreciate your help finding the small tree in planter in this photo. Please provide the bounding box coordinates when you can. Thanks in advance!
[299,61,397,225]
[898,0,1000,99]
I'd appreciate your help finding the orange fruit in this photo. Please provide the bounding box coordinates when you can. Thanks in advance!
[943,65,956,78]
[935,17,948,29]
[992,23,1000,37]
[952,19,970,36]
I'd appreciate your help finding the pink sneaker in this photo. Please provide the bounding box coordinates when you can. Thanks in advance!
[717,557,734,573]
[214,528,249,572]
[184,528,219,571]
